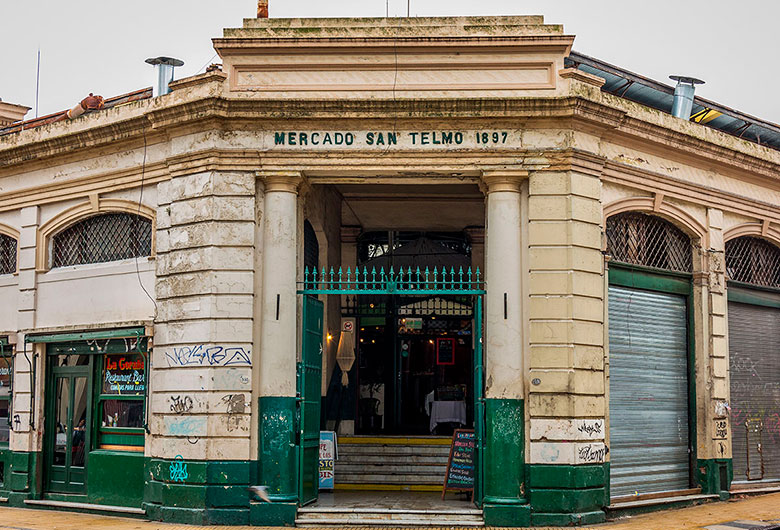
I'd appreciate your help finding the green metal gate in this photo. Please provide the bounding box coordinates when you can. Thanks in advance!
[298,295,324,506]
[298,266,486,505]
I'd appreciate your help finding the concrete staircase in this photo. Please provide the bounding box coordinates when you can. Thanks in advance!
[296,506,484,526]
[335,436,451,490]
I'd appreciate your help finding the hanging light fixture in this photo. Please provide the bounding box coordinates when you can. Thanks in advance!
[336,327,356,386]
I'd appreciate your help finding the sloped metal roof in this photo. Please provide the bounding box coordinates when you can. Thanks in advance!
[566,51,780,152]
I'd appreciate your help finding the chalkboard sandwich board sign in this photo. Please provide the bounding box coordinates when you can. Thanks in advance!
[442,429,476,500]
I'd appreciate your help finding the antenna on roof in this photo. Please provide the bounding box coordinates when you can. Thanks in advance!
[35,47,41,118]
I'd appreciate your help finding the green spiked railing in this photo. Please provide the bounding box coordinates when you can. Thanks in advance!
[298,266,485,295]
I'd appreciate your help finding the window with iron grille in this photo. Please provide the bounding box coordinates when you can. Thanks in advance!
[606,212,693,273]
[51,213,152,268]
[0,234,16,275]
[725,236,780,289]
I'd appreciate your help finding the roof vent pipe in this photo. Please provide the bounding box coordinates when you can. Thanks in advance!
[669,76,705,119]
[145,56,185,97]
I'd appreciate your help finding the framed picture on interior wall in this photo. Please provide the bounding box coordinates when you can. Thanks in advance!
[436,338,456,365]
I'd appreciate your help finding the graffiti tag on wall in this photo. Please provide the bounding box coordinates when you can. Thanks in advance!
[169,455,188,482]
[164,345,251,367]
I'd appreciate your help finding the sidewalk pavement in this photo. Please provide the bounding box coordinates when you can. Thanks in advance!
[0,492,777,530]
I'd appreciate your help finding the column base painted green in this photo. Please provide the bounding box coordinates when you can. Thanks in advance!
[259,396,298,501]
[528,464,607,525]
[144,458,252,525]
[696,458,732,496]
[250,501,298,526]
[255,396,299,526]
[484,399,526,503]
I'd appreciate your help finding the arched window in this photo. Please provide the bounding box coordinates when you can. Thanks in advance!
[303,220,319,273]
[0,233,17,275]
[606,211,692,273]
[725,236,780,289]
[51,213,152,268]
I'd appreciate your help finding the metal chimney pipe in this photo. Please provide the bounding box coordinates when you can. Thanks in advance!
[145,56,185,97]
[669,76,705,120]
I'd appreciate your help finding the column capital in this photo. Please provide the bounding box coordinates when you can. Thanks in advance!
[464,226,485,245]
[256,170,305,193]
[340,225,362,244]
[480,169,529,194]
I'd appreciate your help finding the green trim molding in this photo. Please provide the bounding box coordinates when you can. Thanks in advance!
[254,396,298,526]
[482,398,530,526]
[144,458,253,525]
[527,463,607,526]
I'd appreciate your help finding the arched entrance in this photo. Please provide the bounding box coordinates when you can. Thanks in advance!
[605,212,695,499]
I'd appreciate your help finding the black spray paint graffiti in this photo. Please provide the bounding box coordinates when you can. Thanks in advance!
[169,395,194,414]
[577,421,603,436]
[165,345,251,367]
[578,444,608,463]
[222,394,247,432]
[13,414,21,431]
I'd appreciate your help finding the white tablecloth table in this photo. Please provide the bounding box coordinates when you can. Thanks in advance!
[429,400,467,432]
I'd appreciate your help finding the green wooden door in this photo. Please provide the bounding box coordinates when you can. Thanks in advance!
[473,295,485,506]
[45,359,92,494]
[298,295,323,506]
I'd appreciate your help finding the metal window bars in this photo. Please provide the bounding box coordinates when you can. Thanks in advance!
[726,236,780,289]
[0,234,16,275]
[52,213,152,268]
[299,265,485,295]
[606,212,693,273]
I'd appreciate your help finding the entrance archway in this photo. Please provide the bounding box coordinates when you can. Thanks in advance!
[297,263,486,508]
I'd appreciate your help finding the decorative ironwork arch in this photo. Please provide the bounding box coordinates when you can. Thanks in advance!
[606,211,693,273]
[725,236,780,289]
[299,265,484,295]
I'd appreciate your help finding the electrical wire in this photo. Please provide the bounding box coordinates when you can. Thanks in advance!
[135,126,158,316]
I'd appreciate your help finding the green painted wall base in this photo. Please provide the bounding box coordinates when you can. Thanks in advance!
[1,451,39,505]
[87,451,144,508]
[143,458,252,525]
[483,503,531,527]
[250,501,297,526]
[527,464,608,525]
[696,458,733,495]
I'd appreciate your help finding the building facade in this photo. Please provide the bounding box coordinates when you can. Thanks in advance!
[0,14,779,527]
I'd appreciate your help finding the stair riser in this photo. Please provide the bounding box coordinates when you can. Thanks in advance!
[339,446,450,456]
[296,520,483,527]
[336,453,449,465]
[338,464,447,474]
[337,475,444,484]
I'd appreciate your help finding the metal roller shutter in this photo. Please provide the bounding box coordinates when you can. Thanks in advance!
[728,300,780,483]
[609,285,691,498]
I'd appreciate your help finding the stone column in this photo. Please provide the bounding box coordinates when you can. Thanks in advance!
[481,170,528,525]
[525,163,607,526]
[9,206,41,500]
[696,208,732,495]
[255,171,303,525]
[149,169,256,525]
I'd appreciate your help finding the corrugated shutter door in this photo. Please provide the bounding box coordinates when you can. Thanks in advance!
[609,285,690,498]
[728,300,780,483]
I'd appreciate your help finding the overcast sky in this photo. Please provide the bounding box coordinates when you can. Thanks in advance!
[2,0,778,124]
